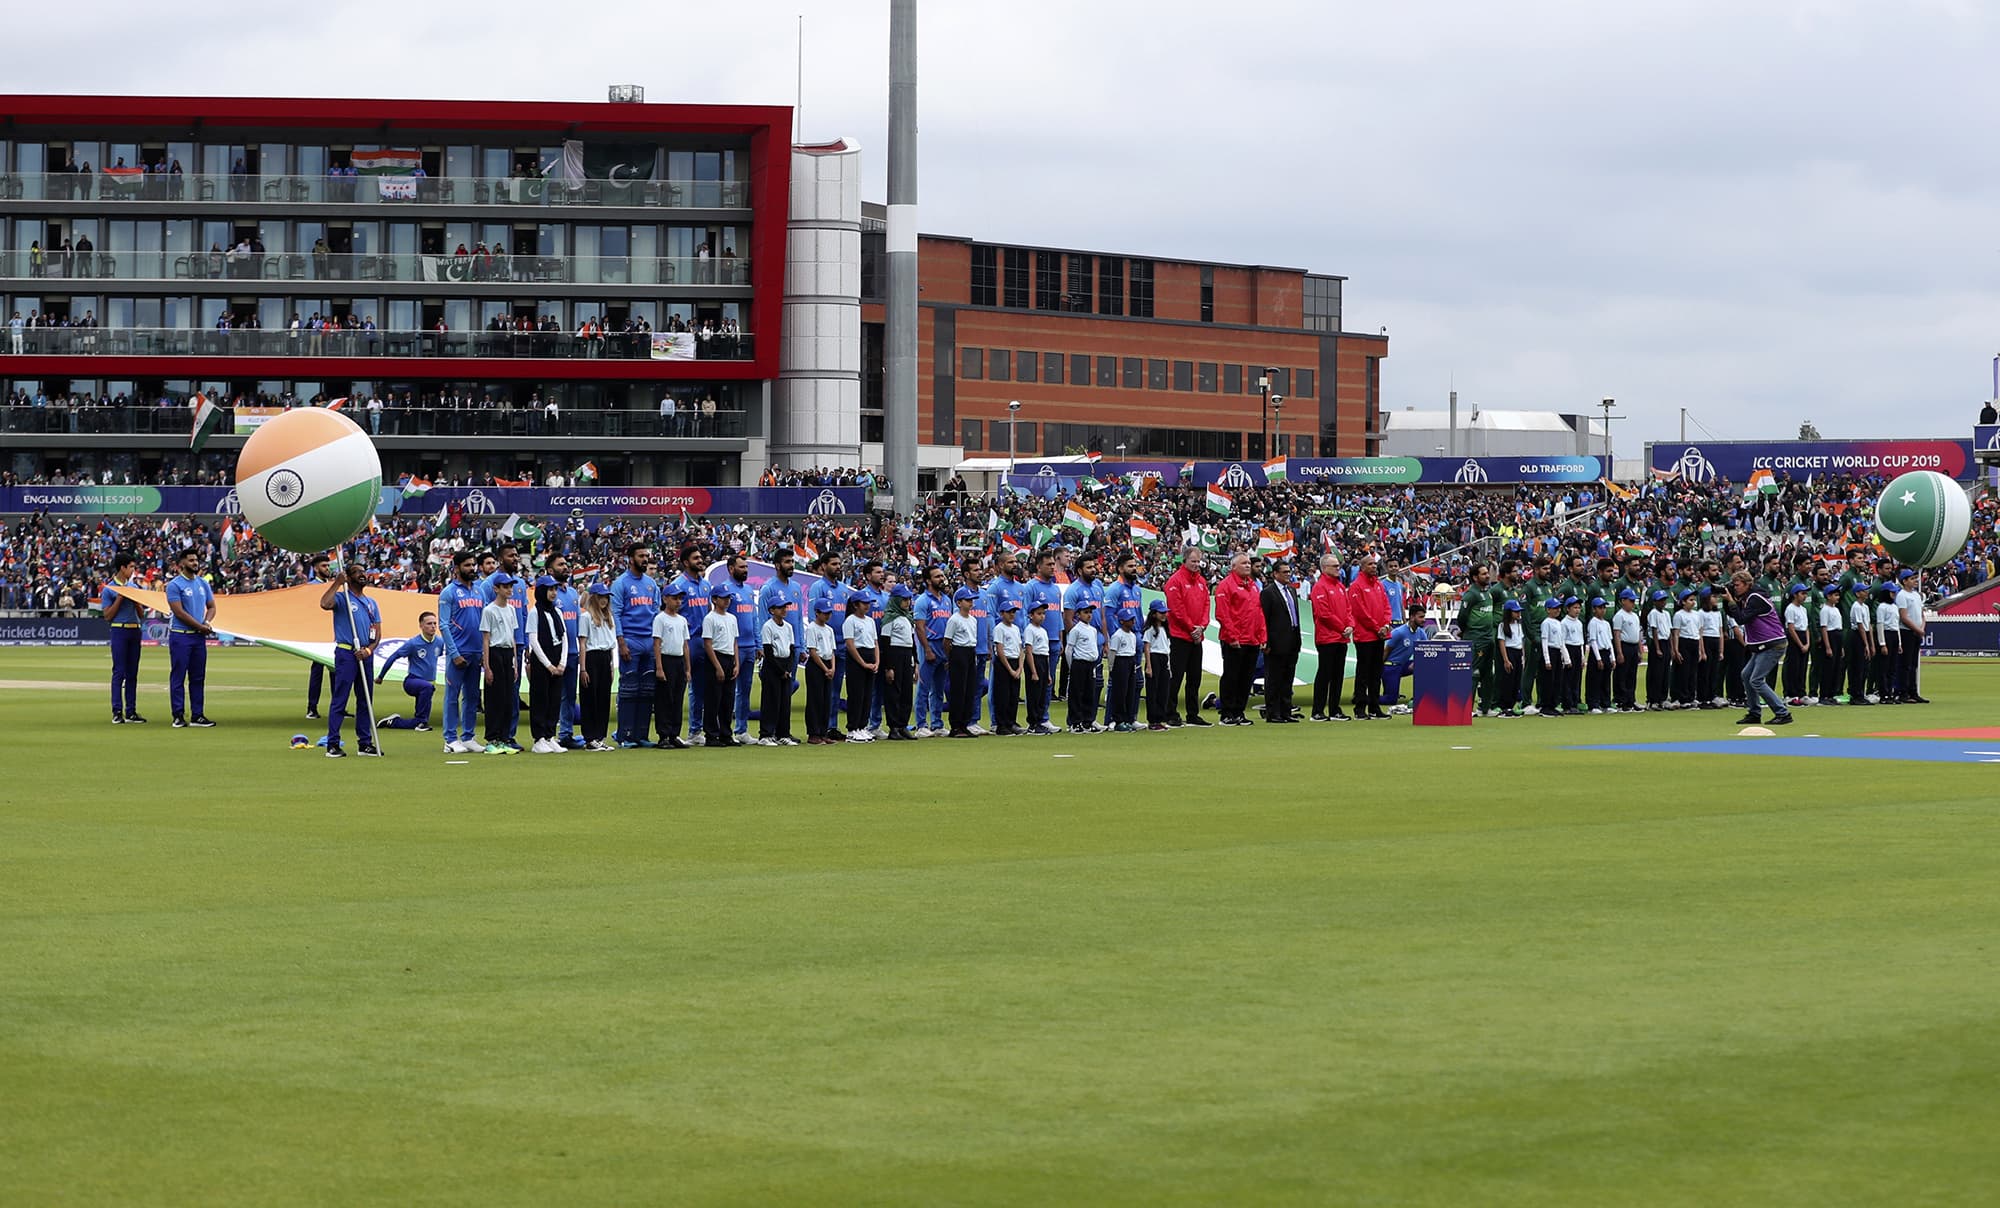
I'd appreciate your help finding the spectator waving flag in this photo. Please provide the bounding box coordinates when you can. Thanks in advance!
[323,397,349,412]
[1001,532,1029,555]
[220,518,237,561]
[1256,528,1295,560]
[575,461,599,484]
[1062,499,1098,535]
[1263,457,1288,483]
[796,538,819,563]
[189,393,223,453]
[1129,516,1161,545]
[1028,523,1056,548]
[1206,483,1233,515]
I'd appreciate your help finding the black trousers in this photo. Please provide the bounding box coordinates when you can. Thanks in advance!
[528,658,559,740]
[1849,633,1873,698]
[1565,645,1585,710]
[1067,657,1101,727]
[1312,642,1348,716]
[1167,635,1203,720]
[1108,653,1137,725]
[1263,647,1298,719]
[948,645,976,731]
[1674,638,1701,704]
[759,656,792,739]
[654,652,686,740]
[1351,639,1385,715]
[991,657,1020,731]
[1714,636,1736,702]
[846,657,876,733]
[483,646,517,741]
[1646,638,1672,705]
[706,653,735,742]
[1496,646,1520,711]
[1219,643,1259,719]
[806,660,832,737]
[1901,634,1922,697]
[883,646,913,732]
[1027,652,1051,726]
[1146,651,1171,725]
[1615,641,1641,708]
[1585,657,1610,711]
[1538,655,1563,712]
[1782,645,1807,698]
[582,648,612,741]
[1813,642,1843,702]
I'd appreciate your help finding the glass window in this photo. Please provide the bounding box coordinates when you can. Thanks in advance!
[961,347,983,379]
[1199,362,1218,393]
[1065,254,1092,313]
[1070,354,1090,385]
[1034,252,1063,310]
[1017,351,1037,382]
[961,418,982,451]
[1018,422,1038,454]
[1096,356,1117,387]
[1297,368,1314,399]
[1098,257,1124,316]
[991,349,1011,382]
[1043,353,1062,385]
[1272,368,1291,395]
[970,245,997,306]
[1122,357,1142,389]
[1173,361,1193,391]
[1224,363,1242,394]
[1129,259,1155,318]
[1148,359,1168,390]
[1002,248,1030,308]
[444,146,475,178]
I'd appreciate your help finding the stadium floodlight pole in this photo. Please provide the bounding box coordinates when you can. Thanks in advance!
[883,0,920,513]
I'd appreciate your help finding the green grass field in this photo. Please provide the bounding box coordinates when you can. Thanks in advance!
[4,646,1998,1206]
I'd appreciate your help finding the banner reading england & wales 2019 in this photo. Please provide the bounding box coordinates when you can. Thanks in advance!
[0,485,868,519]
[1188,456,1607,489]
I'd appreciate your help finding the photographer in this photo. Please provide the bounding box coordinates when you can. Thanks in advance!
[1723,570,1793,726]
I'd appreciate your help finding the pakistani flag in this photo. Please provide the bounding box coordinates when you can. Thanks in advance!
[499,513,523,539]
[189,394,223,452]
[987,507,1002,532]
[220,518,237,561]
[1198,528,1223,554]
[433,504,449,531]
[1079,476,1104,493]
[1028,524,1055,548]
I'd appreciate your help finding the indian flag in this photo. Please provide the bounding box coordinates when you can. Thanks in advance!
[1062,499,1098,534]
[397,474,431,498]
[1206,483,1233,515]
[324,397,349,412]
[1744,468,1776,499]
[1001,532,1029,554]
[189,393,224,452]
[350,149,424,175]
[101,165,145,196]
[1256,528,1295,560]
[1129,516,1160,545]
[575,461,599,484]
[795,539,819,563]
[1263,457,1288,483]
[220,518,238,560]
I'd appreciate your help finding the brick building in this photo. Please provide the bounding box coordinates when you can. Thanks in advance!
[859,212,1388,475]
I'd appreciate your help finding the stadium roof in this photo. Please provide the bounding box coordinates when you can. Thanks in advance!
[1383,408,1607,438]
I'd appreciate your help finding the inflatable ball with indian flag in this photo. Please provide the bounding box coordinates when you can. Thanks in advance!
[1873,470,1972,569]
[234,407,382,553]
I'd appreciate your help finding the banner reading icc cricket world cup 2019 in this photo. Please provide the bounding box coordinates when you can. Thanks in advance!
[1648,439,1977,482]
[0,485,868,518]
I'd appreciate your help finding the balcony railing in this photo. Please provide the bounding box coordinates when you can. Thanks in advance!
[1,248,749,287]
[2,326,754,361]
[0,172,749,209]
[1,404,747,439]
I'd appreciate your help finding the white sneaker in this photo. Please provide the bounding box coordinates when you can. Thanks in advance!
[1804,696,1818,706]
[779,737,800,746]
[968,724,988,736]
[443,742,460,754]
[380,714,400,727]
[912,727,932,739]
[1865,693,1880,703]
[690,732,707,746]
[1589,708,1603,715]
[553,741,569,753]
[846,730,872,743]
[1522,705,1540,716]
[758,737,778,746]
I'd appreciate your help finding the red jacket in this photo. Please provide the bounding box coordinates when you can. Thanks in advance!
[1309,573,1352,643]
[1164,565,1212,640]
[1215,572,1267,645]
[1348,571,1391,638]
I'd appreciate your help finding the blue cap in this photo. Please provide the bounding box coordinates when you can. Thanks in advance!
[890,583,915,599]
[1823,582,1842,593]
[1789,582,1809,595]
[709,582,733,597]
[767,596,789,609]
[1148,598,1168,613]
[812,598,831,613]
[998,599,1018,613]
[1028,598,1048,612]
[1589,596,1608,609]
[1502,599,1523,612]
[1565,595,1582,607]
[661,583,685,597]
[1650,589,1668,601]
[953,587,975,602]
[1074,599,1097,612]
[1616,588,1637,601]
[490,572,516,588]
[1898,569,1916,579]
[588,582,611,596]
[1677,587,1695,600]
[1697,585,1713,597]
[533,574,557,588]
[1545,596,1563,609]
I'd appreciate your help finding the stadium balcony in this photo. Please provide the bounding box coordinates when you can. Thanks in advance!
[0,404,748,442]
[0,325,753,362]
[0,171,750,211]
[0,248,751,289]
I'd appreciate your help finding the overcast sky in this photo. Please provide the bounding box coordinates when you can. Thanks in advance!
[13,0,1997,448]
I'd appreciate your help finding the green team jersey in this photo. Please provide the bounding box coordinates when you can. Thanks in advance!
[1555,576,1588,604]
[1757,573,1787,601]
[1458,584,1501,638]
[1520,578,1555,610]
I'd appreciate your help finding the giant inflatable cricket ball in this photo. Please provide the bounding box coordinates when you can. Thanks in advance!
[235,408,382,554]
[1873,470,1972,569]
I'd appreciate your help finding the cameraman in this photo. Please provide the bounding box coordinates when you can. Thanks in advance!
[1723,570,1793,726]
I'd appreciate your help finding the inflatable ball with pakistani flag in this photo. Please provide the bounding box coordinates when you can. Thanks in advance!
[234,407,383,554]
[1872,470,1972,569]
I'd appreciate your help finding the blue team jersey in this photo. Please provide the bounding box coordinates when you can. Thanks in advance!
[99,582,141,626]
[1025,576,1066,645]
[810,578,856,647]
[1103,579,1144,633]
[438,581,486,661]
[611,571,661,640]
[330,591,383,648]
[1383,579,1407,623]
[914,590,951,659]
[1062,579,1105,636]
[379,632,442,683]
[555,585,581,654]
[757,575,807,651]
[973,582,997,654]
[861,583,887,623]
[165,573,213,632]
[479,570,529,644]
[671,573,712,645]
[727,580,760,648]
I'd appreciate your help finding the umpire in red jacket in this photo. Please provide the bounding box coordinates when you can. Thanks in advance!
[1163,546,1212,725]
[1347,553,1393,720]
[1214,553,1267,726]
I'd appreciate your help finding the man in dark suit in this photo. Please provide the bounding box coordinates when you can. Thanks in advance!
[1260,560,1304,722]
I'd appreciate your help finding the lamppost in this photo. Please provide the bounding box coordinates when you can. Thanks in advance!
[1007,399,1021,486]
[1598,397,1623,472]
[1258,366,1277,456]
[1115,442,1126,459]
[1270,394,1285,457]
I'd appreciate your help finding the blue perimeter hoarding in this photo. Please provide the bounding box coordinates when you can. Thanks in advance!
[0,485,869,518]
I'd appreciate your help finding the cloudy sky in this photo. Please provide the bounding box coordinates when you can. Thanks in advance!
[14,0,1997,447]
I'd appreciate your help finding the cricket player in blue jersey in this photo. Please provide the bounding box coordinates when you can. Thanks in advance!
[809,552,854,725]
[610,541,661,747]
[375,610,441,731]
[987,550,1027,726]
[757,546,808,691]
[436,550,485,753]
[319,562,382,757]
[669,544,713,742]
[725,552,761,736]
[164,546,218,728]
[857,559,890,731]
[548,553,583,748]
[912,563,952,734]
[99,551,147,723]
